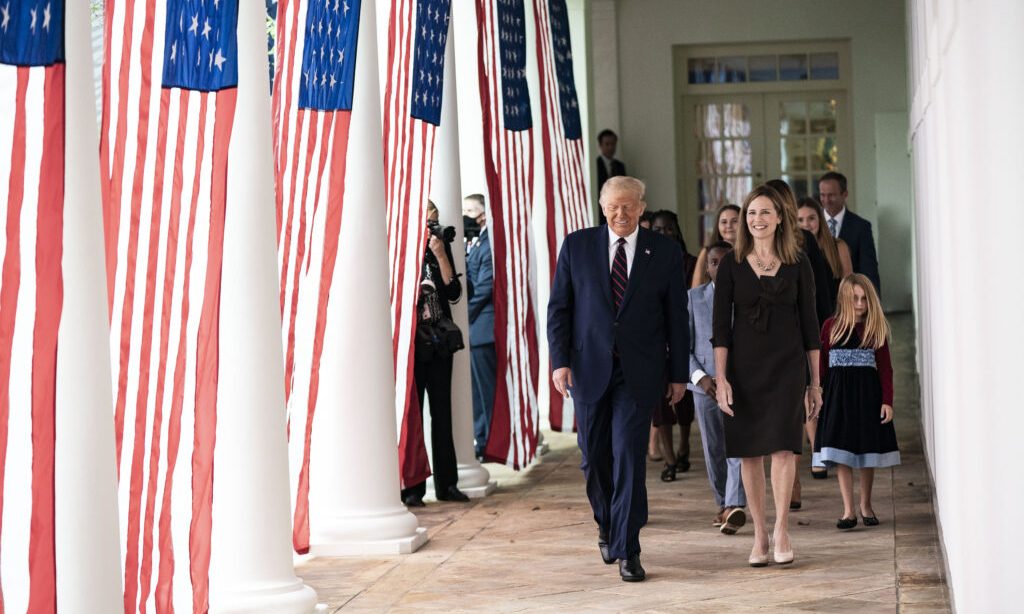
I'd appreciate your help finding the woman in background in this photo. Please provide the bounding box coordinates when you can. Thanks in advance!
[692,204,741,288]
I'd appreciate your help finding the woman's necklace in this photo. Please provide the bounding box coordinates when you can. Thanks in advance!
[752,251,777,273]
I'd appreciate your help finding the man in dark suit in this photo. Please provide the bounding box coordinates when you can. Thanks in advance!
[595,130,626,226]
[548,176,689,582]
[463,194,496,460]
[818,172,881,293]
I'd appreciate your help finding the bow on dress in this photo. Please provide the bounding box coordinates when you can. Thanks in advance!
[748,277,787,333]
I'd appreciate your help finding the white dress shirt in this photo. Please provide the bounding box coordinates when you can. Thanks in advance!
[608,226,639,275]
[824,207,847,237]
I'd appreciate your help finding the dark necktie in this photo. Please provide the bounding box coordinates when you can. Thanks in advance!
[611,237,628,311]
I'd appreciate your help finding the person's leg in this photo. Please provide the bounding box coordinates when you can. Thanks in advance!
[740,456,768,558]
[836,464,855,519]
[859,468,876,516]
[674,392,694,469]
[693,394,727,509]
[575,396,614,537]
[806,418,826,477]
[469,346,487,456]
[657,424,677,467]
[425,356,459,497]
[476,344,497,455]
[726,457,746,508]
[608,371,652,560]
[769,451,796,554]
[647,424,661,461]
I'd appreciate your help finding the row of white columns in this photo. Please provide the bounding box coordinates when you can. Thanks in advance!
[59,1,496,611]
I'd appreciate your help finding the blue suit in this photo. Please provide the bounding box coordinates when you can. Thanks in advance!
[547,225,689,559]
[687,282,745,510]
[838,209,881,294]
[466,229,496,456]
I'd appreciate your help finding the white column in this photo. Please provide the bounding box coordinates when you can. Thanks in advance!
[306,0,427,556]
[207,2,317,611]
[432,15,495,498]
[54,1,123,609]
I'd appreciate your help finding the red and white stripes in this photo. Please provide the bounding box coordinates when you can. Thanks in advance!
[0,62,65,614]
[100,1,235,611]
[476,0,540,469]
[533,0,589,433]
[382,0,440,490]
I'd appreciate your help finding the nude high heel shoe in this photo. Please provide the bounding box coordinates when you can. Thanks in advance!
[748,541,769,567]
[772,535,794,565]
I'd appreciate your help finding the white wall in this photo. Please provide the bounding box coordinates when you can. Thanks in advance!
[908,0,1024,610]
[601,0,912,309]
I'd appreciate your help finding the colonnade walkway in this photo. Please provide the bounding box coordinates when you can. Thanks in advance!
[297,315,951,612]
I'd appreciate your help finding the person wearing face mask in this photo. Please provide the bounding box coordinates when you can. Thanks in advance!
[692,204,740,288]
[712,183,822,568]
[547,177,689,582]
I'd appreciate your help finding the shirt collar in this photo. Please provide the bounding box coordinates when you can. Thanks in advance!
[608,225,639,248]
[826,206,847,225]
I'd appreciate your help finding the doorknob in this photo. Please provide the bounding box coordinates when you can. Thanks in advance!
[755,171,763,178]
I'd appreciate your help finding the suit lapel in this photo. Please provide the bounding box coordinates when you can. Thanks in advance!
[618,229,653,315]
[594,226,614,311]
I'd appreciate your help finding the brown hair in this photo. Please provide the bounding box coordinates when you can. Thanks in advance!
[830,274,890,349]
[765,178,805,249]
[798,197,842,278]
[733,184,801,265]
[706,204,741,248]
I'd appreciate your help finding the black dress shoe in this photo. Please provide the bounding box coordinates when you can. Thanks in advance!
[598,532,615,564]
[402,494,425,508]
[618,555,645,582]
[436,486,470,502]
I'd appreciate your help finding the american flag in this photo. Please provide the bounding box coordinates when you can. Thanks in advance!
[477,0,540,468]
[99,0,240,610]
[383,0,450,490]
[533,0,588,433]
[0,2,65,610]
[271,0,361,554]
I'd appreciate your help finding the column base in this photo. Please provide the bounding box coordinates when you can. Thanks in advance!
[210,578,318,614]
[309,505,428,556]
[457,461,496,496]
[461,481,496,498]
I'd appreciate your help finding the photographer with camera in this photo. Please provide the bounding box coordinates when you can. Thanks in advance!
[401,201,471,507]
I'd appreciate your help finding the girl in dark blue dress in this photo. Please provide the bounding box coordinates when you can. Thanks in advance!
[813,275,900,529]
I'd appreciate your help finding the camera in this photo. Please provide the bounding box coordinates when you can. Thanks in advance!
[427,219,456,243]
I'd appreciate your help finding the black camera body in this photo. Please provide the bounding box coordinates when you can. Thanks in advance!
[427,219,457,243]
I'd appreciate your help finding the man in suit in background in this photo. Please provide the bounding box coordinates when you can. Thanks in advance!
[819,172,881,293]
[596,130,626,226]
[548,176,689,582]
[464,194,496,461]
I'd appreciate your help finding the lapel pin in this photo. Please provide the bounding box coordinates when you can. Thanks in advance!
[644,248,651,255]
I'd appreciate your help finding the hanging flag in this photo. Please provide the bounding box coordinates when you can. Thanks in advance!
[383,0,451,490]
[477,0,540,469]
[0,2,65,611]
[100,0,242,611]
[532,0,588,432]
[272,0,362,554]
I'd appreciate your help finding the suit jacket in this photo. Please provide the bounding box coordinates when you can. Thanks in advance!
[547,225,689,410]
[596,157,626,192]
[687,282,715,395]
[466,229,495,346]
[838,209,881,293]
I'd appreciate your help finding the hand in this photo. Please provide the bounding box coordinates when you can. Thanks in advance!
[715,377,734,416]
[666,382,686,405]
[805,387,824,421]
[428,235,446,258]
[552,367,574,399]
[697,375,716,397]
[880,404,893,424]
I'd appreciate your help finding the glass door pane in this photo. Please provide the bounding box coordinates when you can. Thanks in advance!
[763,91,847,200]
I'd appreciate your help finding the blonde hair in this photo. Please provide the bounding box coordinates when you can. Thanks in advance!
[733,184,801,265]
[599,176,646,206]
[830,274,890,349]
[798,197,843,278]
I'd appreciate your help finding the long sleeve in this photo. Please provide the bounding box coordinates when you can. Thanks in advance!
[688,291,702,380]
[876,338,894,406]
[819,317,833,383]
[467,241,493,324]
[797,255,821,351]
[665,242,690,383]
[711,256,735,348]
[547,238,574,371]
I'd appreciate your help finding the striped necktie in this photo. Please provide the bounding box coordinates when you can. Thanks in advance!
[612,237,628,311]
[828,218,838,238]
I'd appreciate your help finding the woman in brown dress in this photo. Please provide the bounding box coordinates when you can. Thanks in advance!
[712,184,822,567]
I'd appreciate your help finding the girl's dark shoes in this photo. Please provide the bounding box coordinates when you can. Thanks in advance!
[861,513,880,526]
[660,463,678,482]
[837,516,858,530]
